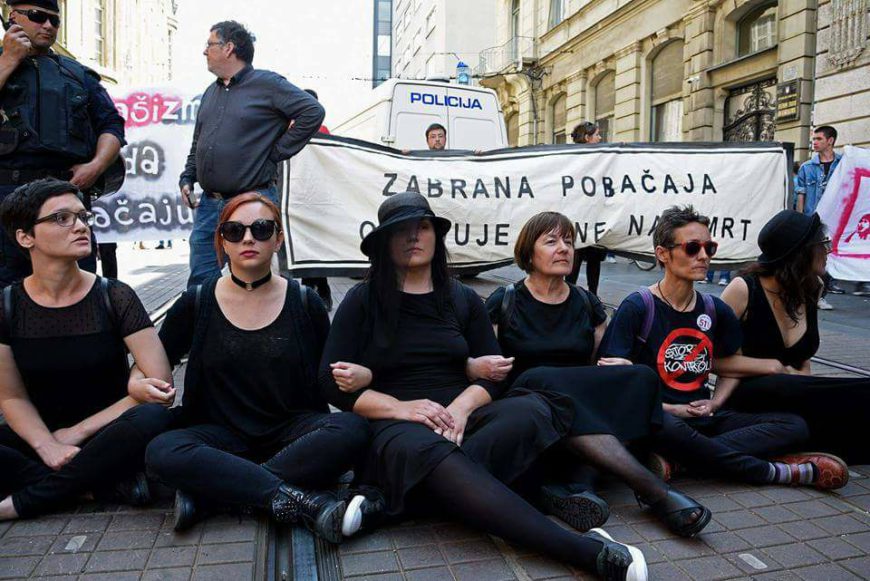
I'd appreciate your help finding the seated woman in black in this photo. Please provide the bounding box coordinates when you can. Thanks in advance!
[599,205,848,490]
[144,193,372,544]
[0,179,173,520]
[477,212,709,538]
[718,210,868,464]
[321,192,647,581]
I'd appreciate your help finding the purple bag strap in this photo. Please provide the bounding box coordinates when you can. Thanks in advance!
[637,287,656,344]
[701,292,717,328]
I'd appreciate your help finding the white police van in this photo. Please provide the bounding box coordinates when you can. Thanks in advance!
[333,79,508,151]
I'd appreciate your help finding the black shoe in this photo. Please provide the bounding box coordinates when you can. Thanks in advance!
[103,472,151,507]
[174,490,202,532]
[827,282,846,294]
[271,484,346,544]
[321,292,333,312]
[342,487,386,537]
[155,243,166,250]
[538,484,610,531]
[586,528,648,581]
[853,282,870,297]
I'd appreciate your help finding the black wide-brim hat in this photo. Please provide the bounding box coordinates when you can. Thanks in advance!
[757,210,822,266]
[9,0,60,11]
[360,192,452,257]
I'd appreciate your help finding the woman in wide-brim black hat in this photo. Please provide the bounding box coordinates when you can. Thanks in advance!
[320,192,648,580]
[718,210,870,463]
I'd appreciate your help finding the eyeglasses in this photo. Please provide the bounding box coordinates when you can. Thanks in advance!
[204,41,226,50]
[33,210,94,228]
[12,8,61,28]
[219,219,278,243]
[668,240,719,257]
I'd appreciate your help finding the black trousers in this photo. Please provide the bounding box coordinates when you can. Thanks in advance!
[98,243,118,279]
[566,248,605,295]
[145,412,371,509]
[301,278,331,299]
[654,409,809,484]
[0,404,173,518]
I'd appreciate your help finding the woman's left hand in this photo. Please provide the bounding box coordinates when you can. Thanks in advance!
[331,362,373,393]
[597,357,633,366]
[688,399,717,417]
[439,403,471,446]
[52,426,85,447]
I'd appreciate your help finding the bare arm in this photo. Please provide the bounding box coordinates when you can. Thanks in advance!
[0,26,30,91]
[69,134,123,191]
[717,278,786,377]
[126,327,175,405]
[590,321,607,363]
[444,385,492,446]
[352,389,456,433]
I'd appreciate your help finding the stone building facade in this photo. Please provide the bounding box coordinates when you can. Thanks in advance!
[478,0,865,159]
[3,0,177,86]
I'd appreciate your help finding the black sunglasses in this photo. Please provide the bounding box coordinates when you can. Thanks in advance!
[219,219,278,243]
[669,240,719,257]
[12,8,61,28]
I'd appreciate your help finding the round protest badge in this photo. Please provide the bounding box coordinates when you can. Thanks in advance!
[697,313,712,332]
[656,327,714,391]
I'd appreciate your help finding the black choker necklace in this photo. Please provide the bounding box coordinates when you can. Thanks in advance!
[230,271,271,291]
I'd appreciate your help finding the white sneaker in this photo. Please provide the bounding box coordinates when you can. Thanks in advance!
[606,255,617,263]
[698,279,709,285]
[818,297,834,310]
[718,279,729,286]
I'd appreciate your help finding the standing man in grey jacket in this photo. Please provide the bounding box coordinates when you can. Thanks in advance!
[179,20,324,287]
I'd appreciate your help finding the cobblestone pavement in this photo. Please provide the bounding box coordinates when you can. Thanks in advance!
[1,254,867,580]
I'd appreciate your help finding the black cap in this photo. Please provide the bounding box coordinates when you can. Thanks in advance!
[757,210,822,266]
[9,0,60,11]
[360,192,452,257]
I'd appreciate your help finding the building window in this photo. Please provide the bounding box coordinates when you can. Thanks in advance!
[650,41,684,141]
[594,71,615,142]
[548,0,567,29]
[738,3,777,56]
[373,0,393,87]
[94,0,106,65]
[551,94,567,143]
[723,78,776,141]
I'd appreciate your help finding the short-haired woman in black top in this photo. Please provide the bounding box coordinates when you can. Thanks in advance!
[144,193,373,543]
[719,210,869,464]
[479,212,710,538]
[0,179,174,520]
[321,193,647,581]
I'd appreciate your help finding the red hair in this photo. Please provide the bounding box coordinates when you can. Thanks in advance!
[214,192,283,268]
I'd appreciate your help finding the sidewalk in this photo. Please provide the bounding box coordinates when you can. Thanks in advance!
[1,255,868,580]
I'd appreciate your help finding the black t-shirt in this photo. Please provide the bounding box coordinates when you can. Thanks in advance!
[319,282,502,411]
[821,161,833,177]
[599,290,742,404]
[485,282,607,383]
[0,277,152,430]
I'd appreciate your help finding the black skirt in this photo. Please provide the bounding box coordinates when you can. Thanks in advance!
[358,392,570,515]
[729,374,870,464]
[511,364,663,441]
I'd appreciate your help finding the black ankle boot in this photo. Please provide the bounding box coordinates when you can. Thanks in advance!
[271,484,346,544]
[174,490,202,532]
[95,472,151,507]
[538,484,610,531]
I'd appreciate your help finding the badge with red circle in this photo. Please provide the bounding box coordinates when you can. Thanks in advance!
[656,328,713,391]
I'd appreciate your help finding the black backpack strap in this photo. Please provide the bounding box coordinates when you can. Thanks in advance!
[449,279,471,334]
[193,284,203,316]
[637,287,656,344]
[574,285,593,317]
[2,285,12,338]
[701,293,717,328]
[498,283,516,337]
[99,277,117,330]
[300,282,310,315]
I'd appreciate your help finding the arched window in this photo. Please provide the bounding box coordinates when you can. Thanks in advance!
[551,94,567,143]
[594,72,615,141]
[738,3,778,56]
[507,113,520,147]
[650,41,684,142]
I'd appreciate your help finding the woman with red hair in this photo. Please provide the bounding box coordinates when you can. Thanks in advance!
[142,193,376,543]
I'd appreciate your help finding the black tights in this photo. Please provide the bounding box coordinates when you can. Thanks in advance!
[567,434,668,502]
[423,451,603,571]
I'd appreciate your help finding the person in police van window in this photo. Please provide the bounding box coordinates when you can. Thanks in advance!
[401,124,483,155]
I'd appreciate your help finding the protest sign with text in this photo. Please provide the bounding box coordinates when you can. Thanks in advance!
[282,136,790,276]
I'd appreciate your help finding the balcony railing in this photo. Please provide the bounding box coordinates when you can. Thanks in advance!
[475,36,537,78]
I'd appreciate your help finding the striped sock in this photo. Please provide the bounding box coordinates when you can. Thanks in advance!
[769,462,818,485]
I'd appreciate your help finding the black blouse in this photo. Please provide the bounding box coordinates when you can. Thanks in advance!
[485,282,607,384]
[738,273,819,368]
[319,281,502,411]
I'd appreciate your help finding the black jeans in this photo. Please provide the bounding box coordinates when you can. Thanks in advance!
[654,409,809,484]
[0,403,173,518]
[145,412,371,509]
[566,248,605,295]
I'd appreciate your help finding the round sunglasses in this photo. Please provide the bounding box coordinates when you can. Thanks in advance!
[218,219,279,243]
[668,240,719,257]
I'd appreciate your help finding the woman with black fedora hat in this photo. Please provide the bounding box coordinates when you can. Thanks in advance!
[718,210,870,463]
[320,192,648,581]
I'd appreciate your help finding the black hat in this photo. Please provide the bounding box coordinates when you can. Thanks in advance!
[360,192,451,257]
[757,210,822,266]
[8,0,60,12]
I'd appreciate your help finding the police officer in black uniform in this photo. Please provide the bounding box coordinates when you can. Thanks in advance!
[0,0,125,286]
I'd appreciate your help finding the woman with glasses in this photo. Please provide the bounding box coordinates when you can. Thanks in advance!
[599,205,848,490]
[144,192,374,544]
[0,179,174,521]
[717,210,869,464]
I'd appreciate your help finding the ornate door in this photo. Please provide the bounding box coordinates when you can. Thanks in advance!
[723,78,777,142]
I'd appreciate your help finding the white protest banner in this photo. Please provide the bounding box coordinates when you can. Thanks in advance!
[282,136,790,276]
[92,87,201,242]
[816,146,870,281]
